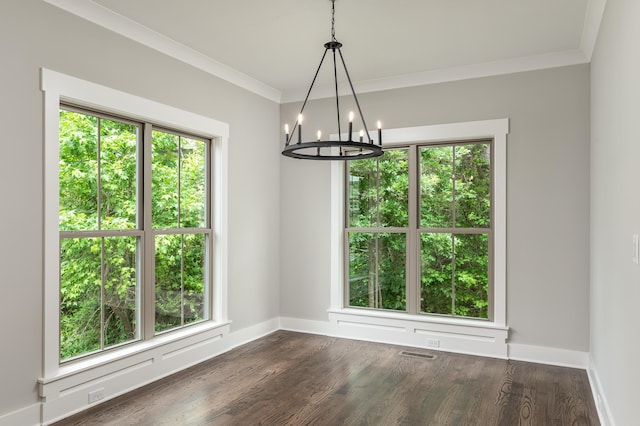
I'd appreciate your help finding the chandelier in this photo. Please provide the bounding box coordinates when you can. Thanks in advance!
[281,0,383,160]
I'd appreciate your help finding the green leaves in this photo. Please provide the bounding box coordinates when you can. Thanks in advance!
[349,232,406,311]
[58,109,208,360]
[347,143,491,319]
[348,149,409,228]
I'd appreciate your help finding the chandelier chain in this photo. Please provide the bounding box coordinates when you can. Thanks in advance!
[331,0,336,41]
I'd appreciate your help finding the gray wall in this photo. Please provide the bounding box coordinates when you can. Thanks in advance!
[0,0,598,420]
[590,0,640,424]
[280,65,591,351]
[0,0,280,417]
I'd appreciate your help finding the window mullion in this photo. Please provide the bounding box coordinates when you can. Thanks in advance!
[97,118,102,231]
[100,237,106,350]
[97,119,106,349]
[142,123,155,340]
[407,145,419,315]
[451,147,457,316]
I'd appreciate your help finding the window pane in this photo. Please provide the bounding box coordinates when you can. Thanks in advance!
[155,234,182,332]
[420,146,453,228]
[420,233,453,315]
[100,119,138,230]
[421,232,489,319]
[348,150,409,228]
[155,233,207,333]
[183,233,206,324]
[152,131,180,229]
[179,138,206,228]
[455,144,491,228]
[348,232,406,311]
[59,110,99,231]
[60,237,101,360]
[103,236,139,347]
[454,234,489,318]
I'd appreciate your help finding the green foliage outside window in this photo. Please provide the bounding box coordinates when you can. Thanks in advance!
[151,130,207,333]
[348,150,409,311]
[59,109,208,361]
[347,143,491,319]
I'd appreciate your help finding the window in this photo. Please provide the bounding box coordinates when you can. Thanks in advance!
[346,141,492,320]
[42,69,229,411]
[347,149,409,311]
[58,108,141,360]
[58,106,212,361]
[330,120,508,354]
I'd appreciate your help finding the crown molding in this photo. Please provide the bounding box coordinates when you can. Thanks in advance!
[580,0,608,60]
[42,0,282,103]
[43,0,604,105]
[281,49,590,103]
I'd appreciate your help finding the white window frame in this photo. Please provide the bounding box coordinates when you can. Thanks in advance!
[40,69,229,392]
[329,119,509,357]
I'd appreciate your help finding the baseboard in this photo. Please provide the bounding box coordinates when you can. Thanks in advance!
[0,403,40,426]
[507,342,589,368]
[587,355,615,426]
[13,316,612,425]
[226,317,281,349]
[279,316,332,335]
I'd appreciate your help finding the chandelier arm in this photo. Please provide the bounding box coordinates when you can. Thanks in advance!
[337,48,372,143]
[287,47,330,146]
[332,47,342,143]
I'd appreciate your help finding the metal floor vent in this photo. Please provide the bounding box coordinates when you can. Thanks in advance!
[400,351,437,360]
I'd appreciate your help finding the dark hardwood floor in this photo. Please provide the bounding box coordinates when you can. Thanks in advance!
[54,331,599,425]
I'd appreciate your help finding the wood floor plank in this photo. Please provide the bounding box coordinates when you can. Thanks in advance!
[54,331,600,426]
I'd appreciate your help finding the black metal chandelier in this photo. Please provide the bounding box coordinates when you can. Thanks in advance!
[281,0,383,160]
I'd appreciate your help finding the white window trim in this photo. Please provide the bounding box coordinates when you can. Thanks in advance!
[40,69,229,389]
[329,119,509,356]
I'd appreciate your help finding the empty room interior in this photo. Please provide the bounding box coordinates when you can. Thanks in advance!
[0,0,638,425]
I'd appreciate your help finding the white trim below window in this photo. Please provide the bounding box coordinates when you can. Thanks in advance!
[330,119,509,358]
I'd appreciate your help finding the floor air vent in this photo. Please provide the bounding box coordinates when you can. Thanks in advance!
[400,351,437,360]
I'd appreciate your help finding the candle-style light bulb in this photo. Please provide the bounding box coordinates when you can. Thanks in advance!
[359,129,364,142]
[297,114,303,144]
[377,121,382,146]
[284,123,290,145]
[317,130,322,141]
[349,111,354,122]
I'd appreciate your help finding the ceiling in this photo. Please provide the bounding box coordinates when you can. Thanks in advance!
[46,0,604,103]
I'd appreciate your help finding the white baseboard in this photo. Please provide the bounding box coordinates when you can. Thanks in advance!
[0,403,40,426]
[507,342,589,368]
[226,317,280,349]
[587,355,615,426]
[279,316,332,335]
[14,316,612,425]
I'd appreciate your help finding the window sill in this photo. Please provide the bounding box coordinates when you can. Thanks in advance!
[328,308,508,331]
[39,320,231,388]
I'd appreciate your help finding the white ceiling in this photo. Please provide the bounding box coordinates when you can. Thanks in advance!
[46,0,605,103]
